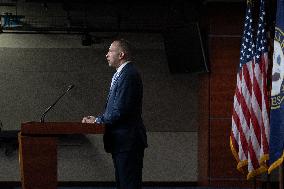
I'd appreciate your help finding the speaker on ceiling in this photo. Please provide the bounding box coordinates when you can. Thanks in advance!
[163,23,209,74]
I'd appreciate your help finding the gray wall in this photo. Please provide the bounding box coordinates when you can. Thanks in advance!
[0,33,198,182]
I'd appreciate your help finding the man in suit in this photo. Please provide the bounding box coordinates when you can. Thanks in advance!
[82,39,148,189]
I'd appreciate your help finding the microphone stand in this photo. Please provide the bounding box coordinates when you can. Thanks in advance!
[40,85,74,123]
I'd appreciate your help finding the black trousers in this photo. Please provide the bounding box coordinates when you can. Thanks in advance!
[112,148,144,189]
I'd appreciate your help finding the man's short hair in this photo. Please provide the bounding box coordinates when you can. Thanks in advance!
[114,39,133,60]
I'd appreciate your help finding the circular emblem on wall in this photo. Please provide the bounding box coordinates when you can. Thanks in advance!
[271,27,284,109]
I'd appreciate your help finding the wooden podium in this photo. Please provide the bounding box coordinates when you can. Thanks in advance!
[18,122,105,189]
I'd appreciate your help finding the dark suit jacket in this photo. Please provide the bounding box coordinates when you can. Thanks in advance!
[97,63,148,153]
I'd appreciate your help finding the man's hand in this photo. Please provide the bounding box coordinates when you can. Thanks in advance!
[82,116,96,123]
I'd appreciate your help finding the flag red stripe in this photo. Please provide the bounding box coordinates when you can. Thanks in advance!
[243,64,252,96]
[232,106,249,156]
[248,140,260,169]
[250,110,262,145]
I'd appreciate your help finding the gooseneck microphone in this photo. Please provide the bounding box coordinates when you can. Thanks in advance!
[40,84,75,123]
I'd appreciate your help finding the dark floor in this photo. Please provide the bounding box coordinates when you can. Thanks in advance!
[12,187,260,189]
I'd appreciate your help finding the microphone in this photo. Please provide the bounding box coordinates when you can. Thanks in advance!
[40,84,75,123]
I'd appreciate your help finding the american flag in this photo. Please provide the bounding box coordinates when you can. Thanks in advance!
[231,0,270,179]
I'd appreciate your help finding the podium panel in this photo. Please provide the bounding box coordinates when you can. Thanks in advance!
[19,135,57,189]
[18,122,104,189]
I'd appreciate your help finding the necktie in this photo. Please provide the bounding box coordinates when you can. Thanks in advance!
[111,72,119,88]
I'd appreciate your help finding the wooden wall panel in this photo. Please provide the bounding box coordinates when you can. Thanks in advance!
[209,119,243,179]
[206,2,248,185]
[208,119,261,187]
[207,3,245,35]
[197,2,263,187]
[210,88,234,118]
[209,37,240,74]
[209,37,240,118]
[198,73,210,186]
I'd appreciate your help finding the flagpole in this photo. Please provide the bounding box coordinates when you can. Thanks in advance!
[280,163,284,189]
[253,178,256,189]
[267,173,271,189]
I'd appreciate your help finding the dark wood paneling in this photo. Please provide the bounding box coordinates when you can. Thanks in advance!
[209,119,243,178]
[198,73,210,186]
[209,119,263,187]
[210,88,234,118]
[209,4,247,186]
[208,37,241,74]
[208,37,240,117]
[210,72,235,117]
[197,2,258,187]
[207,9,244,182]
[209,179,262,188]
[207,2,245,35]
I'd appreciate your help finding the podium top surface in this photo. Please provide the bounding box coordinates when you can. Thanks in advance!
[21,122,105,135]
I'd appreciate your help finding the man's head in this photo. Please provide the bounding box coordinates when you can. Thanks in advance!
[106,39,133,69]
